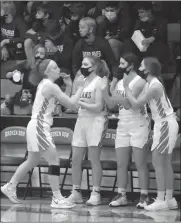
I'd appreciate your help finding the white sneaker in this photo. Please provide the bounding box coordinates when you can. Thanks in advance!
[1,183,20,204]
[166,197,178,210]
[86,191,101,206]
[144,198,169,211]
[66,190,84,204]
[136,194,149,209]
[109,193,128,207]
[51,197,76,209]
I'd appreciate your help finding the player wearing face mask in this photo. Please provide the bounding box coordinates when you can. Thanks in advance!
[67,55,109,206]
[101,53,151,209]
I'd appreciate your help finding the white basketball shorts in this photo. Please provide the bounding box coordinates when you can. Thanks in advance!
[115,118,149,149]
[72,116,108,148]
[26,119,55,152]
[151,114,179,154]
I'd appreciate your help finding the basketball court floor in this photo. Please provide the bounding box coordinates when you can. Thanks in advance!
[1,197,180,223]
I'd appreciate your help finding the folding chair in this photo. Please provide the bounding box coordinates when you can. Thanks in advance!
[1,126,33,198]
[37,127,74,197]
[82,129,117,192]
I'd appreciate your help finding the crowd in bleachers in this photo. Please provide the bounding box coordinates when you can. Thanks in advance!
[0,1,180,118]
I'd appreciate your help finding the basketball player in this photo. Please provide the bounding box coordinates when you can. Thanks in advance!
[67,55,109,206]
[124,57,179,211]
[1,59,84,209]
[101,53,150,208]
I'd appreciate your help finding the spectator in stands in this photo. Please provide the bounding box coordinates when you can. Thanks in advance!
[67,55,110,206]
[132,2,173,71]
[72,17,118,81]
[1,1,28,61]
[5,44,72,114]
[64,2,88,45]
[97,2,131,62]
[24,3,53,68]
[40,20,74,75]
[101,53,150,208]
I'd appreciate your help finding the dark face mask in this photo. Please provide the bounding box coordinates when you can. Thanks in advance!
[116,67,129,80]
[80,67,92,77]
[137,69,148,79]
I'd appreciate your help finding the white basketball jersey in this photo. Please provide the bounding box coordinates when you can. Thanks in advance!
[147,78,173,121]
[78,76,106,117]
[115,75,148,121]
[31,79,56,126]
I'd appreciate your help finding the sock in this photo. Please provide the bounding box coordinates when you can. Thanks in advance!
[165,189,173,200]
[92,186,100,193]
[157,191,165,201]
[118,188,126,196]
[53,190,63,199]
[141,190,148,195]
[9,179,18,190]
[73,185,81,192]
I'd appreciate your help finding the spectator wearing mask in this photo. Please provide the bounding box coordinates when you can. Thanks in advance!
[5,44,72,109]
[24,4,53,69]
[97,2,131,62]
[1,1,28,61]
[72,17,118,84]
[132,2,173,70]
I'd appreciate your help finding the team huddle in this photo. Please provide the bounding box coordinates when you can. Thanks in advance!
[1,53,179,212]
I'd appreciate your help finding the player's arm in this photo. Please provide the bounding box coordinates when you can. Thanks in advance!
[125,83,162,110]
[78,87,104,113]
[42,82,83,109]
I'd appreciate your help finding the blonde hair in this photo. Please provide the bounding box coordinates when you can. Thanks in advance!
[85,55,110,78]
[80,17,97,34]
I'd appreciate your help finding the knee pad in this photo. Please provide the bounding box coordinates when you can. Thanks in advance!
[48,165,60,176]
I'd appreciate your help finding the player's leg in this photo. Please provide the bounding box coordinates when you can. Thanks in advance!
[67,117,86,204]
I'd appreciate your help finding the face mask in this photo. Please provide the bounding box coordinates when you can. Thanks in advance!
[105,11,117,21]
[80,67,92,77]
[138,69,149,79]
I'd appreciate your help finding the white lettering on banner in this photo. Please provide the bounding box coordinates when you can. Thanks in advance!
[1,28,15,38]
[105,133,116,139]
[83,51,102,58]
[5,130,25,137]
[51,131,69,138]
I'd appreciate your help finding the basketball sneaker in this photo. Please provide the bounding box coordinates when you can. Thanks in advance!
[67,190,84,204]
[51,197,76,209]
[1,183,20,204]
[144,198,169,211]
[109,193,128,207]
[166,197,178,210]
[136,194,149,209]
[86,191,101,206]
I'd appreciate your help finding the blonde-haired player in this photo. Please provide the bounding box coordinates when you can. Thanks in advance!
[124,57,179,211]
[1,59,84,209]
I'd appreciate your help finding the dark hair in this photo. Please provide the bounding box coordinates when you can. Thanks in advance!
[136,2,153,11]
[122,53,140,70]
[37,4,53,18]
[105,2,119,9]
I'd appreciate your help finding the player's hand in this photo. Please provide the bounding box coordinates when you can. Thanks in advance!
[100,76,109,92]
[62,74,72,87]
